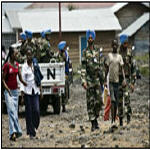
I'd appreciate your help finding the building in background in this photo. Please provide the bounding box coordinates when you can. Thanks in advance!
[25,2,115,10]
[2,2,149,66]
[111,3,150,53]
[17,8,121,65]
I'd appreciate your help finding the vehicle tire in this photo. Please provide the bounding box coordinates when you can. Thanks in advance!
[40,96,48,114]
[53,96,61,114]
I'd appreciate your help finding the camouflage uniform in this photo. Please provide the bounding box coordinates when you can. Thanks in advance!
[118,45,136,123]
[81,46,104,121]
[37,37,53,63]
[23,38,40,60]
[18,33,27,63]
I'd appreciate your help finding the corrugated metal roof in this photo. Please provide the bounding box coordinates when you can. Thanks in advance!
[2,16,13,33]
[25,3,115,9]
[111,2,149,13]
[5,10,21,28]
[18,8,122,33]
[119,13,150,37]
[111,3,128,13]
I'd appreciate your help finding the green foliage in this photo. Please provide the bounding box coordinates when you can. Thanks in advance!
[135,52,149,77]
[140,65,149,77]
[135,52,149,65]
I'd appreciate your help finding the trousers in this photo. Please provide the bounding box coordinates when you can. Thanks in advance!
[4,89,22,138]
[24,93,40,136]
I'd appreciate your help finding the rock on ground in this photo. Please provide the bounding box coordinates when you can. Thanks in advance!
[2,77,149,148]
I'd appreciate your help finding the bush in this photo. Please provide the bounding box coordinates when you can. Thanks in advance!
[135,52,149,77]
[140,65,149,77]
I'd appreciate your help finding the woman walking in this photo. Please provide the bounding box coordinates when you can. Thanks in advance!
[21,49,43,139]
[2,46,27,141]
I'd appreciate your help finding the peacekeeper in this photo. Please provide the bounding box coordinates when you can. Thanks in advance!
[38,29,54,63]
[118,34,137,126]
[24,30,40,61]
[18,32,27,63]
[81,30,104,132]
[57,41,70,112]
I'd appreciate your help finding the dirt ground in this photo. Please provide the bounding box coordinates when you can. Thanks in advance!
[1,76,150,148]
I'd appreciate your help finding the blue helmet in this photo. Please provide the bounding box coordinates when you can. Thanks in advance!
[86,30,96,41]
[120,34,128,44]
[44,29,51,35]
[25,30,33,39]
[20,32,26,40]
[58,41,66,51]
[40,31,45,38]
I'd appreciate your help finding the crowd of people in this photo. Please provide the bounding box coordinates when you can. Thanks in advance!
[81,30,137,132]
[2,29,137,141]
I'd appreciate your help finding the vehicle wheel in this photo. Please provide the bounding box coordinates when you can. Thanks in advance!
[40,96,48,114]
[53,96,61,114]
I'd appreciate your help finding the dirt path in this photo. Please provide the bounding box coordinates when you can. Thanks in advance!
[1,77,149,148]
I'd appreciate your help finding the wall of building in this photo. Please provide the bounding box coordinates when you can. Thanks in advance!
[48,31,116,67]
[134,21,149,52]
[115,3,149,30]
[16,30,116,69]
[2,33,16,50]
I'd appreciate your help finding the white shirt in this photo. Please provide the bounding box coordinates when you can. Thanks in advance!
[20,61,40,95]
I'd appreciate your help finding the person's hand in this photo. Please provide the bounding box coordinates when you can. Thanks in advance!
[7,89,12,97]
[40,92,43,100]
[130,84,134,93]
[83,82,87,90]
[23,82,27,87]
[104,82,107,88]
[122,80,126,88]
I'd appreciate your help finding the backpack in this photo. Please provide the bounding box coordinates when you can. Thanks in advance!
[32,57,43,86]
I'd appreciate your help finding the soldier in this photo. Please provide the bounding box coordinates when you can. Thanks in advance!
[81,30,104,132]
[118,34,137,126]
[39,29,53,63]
[57,41,70,112]
[18,32,27,63]
[24,30,39,60]
[104,39,126,127]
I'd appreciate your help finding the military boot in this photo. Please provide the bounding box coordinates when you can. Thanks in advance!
[91,120,96,132]
[127,115,130,124]
[62,105,66,112]
[119,117,123,126]
[94,119,99,129]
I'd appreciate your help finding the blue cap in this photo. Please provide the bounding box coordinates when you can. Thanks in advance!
[25,30,33,39]
[58,41,66,51]
[40,31,45,38]
[20,32,26,40]
[86,30,96,41]
[44,29,51,35]
[120,34,128,44]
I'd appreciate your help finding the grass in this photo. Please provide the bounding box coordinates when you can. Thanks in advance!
[135,52,149,65]
[140,66,149,77]
[135,52,149,77]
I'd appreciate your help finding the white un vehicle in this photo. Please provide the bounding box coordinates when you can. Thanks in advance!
[19,59,65,114]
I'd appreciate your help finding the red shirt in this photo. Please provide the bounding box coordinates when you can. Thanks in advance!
[3,62,19,90]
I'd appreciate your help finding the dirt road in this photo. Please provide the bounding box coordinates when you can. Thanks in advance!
[1,77,149,148]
